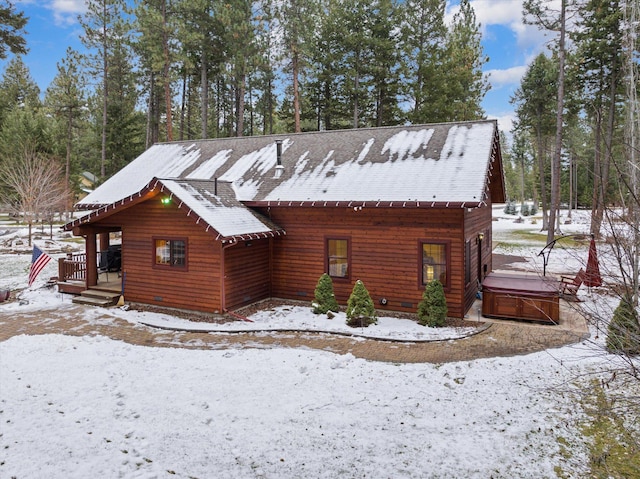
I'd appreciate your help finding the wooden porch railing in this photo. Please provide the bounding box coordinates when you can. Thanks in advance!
[58,253,87,282]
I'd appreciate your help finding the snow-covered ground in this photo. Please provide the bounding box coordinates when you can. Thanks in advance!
[0,208,637,478]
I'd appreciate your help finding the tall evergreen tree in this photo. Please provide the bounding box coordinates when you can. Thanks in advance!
[79,0,127,178]
[216,0,258,136]
[511,53,557,231]
[443,0,488,121]
[368,0,402,126]
[0,56,40,124]
[0,1,27,59]
[400,0,448,123]
[277,0,319,133]
[571,0,624,238]
[175,0,225,139]
[44,48,87,211]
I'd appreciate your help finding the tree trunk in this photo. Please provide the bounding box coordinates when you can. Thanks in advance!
[536,124,549,230]
[65,106,73,213]
[547,0,566,244]
[292,49,301,133]
[353,71,359,128]
[101,0,108,179]
[161,0,173,142]
[179,70,186,141]
[236,73,245,137]
[591,109,604,237]
[201,49,208,139]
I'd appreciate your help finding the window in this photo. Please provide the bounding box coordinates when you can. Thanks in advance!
[422,242,447,286]
[327,238,349,279]
[155,238,186,268]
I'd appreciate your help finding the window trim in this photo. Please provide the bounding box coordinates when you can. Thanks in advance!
[152,236,188,271]
[418,240,451,290]
[325,236,351,281]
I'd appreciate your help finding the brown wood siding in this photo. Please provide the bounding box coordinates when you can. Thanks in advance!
[94,199,223,313]
[224,239,271,310]
[259,206,468,318]
[463,204,493,314]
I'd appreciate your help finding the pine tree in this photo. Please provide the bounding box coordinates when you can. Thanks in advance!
[400,0,448,123]
[79,0,127,178]
[511,53,557,231]
[0,2,27,59]
[277,0,319,133]
[417,279,447,327]
[606,296,640,355]
[312,273,340,315]
[0,57,41,125]
[346,280,377,327]
[571,0,624,239]
[44,49,87,212]
[442,0,488,121]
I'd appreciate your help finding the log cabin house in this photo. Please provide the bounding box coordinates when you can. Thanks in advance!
[60,120,505,318]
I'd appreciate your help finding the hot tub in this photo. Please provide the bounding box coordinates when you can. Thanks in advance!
[482,273,560,324]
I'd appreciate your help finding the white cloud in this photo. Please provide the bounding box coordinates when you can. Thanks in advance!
[487,112,516,138]
[48,0,87,27]
[486,65,527,88]
[446,1,556,55]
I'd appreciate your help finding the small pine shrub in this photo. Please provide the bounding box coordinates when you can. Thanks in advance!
[606,296,640,355]
[346,280,377,327]
[520,203,530,216]
[530,202,538,215]
[312,273,340,315]
[417,280,448,327]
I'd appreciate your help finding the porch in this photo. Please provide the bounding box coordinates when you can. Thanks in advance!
[57,252,122,295]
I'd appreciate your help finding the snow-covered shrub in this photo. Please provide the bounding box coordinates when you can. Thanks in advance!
[417,280,448,327]
[520,203,530,216]
[346,280,377,327]
[312,273,340,315]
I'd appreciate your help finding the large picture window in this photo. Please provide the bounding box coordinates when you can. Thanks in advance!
[422,242,447,286]
[154,238,186,268]
[327,238,350,279]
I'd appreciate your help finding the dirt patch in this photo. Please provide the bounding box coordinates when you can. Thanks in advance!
[492,253,529,270]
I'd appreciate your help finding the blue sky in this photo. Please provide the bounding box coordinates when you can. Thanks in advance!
[3,0,557,134]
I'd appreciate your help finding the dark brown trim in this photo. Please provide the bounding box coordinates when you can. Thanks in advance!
[152,236,189,272]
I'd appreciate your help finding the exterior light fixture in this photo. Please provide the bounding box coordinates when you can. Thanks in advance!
[161,197,171,205]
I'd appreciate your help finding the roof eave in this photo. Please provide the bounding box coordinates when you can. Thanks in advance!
[243,200,486,209]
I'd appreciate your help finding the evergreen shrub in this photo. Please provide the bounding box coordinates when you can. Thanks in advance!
[346,280,377,327]
[606,296,640,355]
[521,203,530,216]
[417,280,448,327]
[312,273,340,315]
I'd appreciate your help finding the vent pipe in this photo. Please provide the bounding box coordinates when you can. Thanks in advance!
[274,139,284,178]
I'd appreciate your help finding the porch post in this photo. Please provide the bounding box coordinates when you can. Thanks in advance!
[99,233,110,252]
[86,232,98,288]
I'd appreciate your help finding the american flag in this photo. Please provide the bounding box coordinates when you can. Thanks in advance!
[28,245,51,287]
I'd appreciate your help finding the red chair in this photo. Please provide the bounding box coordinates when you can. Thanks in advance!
[560,268,585,299]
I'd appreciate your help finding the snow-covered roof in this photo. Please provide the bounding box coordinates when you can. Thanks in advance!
[157,179,283,240]
[76,120,504,210]
[65,178,285,242]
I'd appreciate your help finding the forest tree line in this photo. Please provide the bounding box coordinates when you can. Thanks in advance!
[0,0,638,243]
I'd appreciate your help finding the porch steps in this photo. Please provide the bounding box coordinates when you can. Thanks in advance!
[72,289,121,307]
